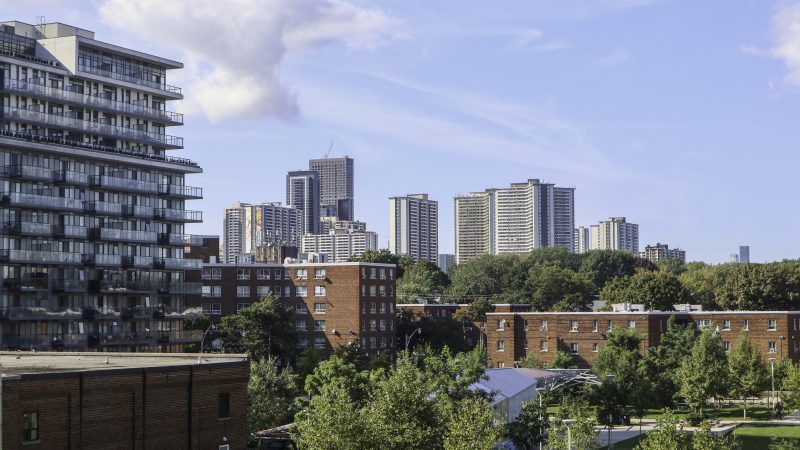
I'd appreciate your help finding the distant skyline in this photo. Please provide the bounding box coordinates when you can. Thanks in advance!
[6,0,800,262]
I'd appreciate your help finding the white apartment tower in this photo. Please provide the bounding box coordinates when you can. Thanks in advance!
[309,156,354,221]
[286,170,320,234]
[574,226,591,254]
[222,201,302,263]
[389,193,438,263]
[301,229,378,262]
[641,243,686,263]
[454,179,574,264]
[0,21,203,352]
[590,217,639,253]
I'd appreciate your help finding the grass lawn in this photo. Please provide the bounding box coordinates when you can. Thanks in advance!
[734,425,800,449]
[641,404,776,421]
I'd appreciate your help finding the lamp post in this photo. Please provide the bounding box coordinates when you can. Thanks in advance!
[198,324,216,363]
[405,328,422,351]
[535,387,546,450]
[564,419,576,450]
[771,359,776,407]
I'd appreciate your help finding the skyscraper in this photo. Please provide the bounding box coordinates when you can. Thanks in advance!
[309,156,354,221]
[286,170,320,234]
[222,202,302,263]
[301,229,378,262]
[590,217,639,253]
[641,243,686,263]
[739,246,750,264]
[574,226,591,254]
[454,179,575,264]
[389,194,438,263]
[0,21,202,351]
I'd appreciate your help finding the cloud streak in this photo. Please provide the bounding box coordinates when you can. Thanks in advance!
[770,0,800,86]
[98,0,399,122]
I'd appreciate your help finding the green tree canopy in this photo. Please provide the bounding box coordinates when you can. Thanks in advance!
[218,295,296,360]
[728,332,769,419]
[640,316,698,407]
[526,265,597,311]
[397,259,450,302]
[506,397,550,450]
[600,270,689,311]
[248,357,298,433]
[579,250,656,290]
[677,328,729,415]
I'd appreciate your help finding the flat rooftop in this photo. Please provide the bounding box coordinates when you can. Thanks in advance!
[0,352,248,377]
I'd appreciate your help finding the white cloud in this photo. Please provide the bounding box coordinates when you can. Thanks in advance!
[771,0,800,86]
[98,0,398,122]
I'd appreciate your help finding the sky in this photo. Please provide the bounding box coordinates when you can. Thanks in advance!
[3,0,800,263]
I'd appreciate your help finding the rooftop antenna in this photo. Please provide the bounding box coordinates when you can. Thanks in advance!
[35,16,45,38]
[324,140,333,158]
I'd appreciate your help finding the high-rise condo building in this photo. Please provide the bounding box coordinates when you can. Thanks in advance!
[739,246,750,264]
[590,217,639,253]
[438,253,455,273]
[286,170,320,234]
[641,243,686,263]
[319,217,366,234]
[574,226,591,254]
[389,194,438,263]
[301,229,378,262]
[0,21,204,351]
[309,156,354,221]
[454,179,575,264]
[222,201,302,263]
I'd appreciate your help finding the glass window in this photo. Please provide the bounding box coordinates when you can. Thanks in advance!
[296,303,308,314]
[211,268,221,280]
[23,411,39,442]
[296,268,307,279]
[769,341,777,353]
[256,286,272,297]
[379,303,386,314]
[722,320,731,331]
[370,268,376,279]
[296,338,308,349]
[370,336,377,348]
[296,319,307,331]
[212,303,222,314]
[496,340,505,352]
[315,337,326,349]
[769,319,777,331]
[314,320,326,331]
[218,393,230,419]
[275,269,282,279]
[370,285,376,297]
[314,303,326,314]
[539,340,548,352]
[743,320,750,331]
[315,268,326,279]
[523,339,528,349]
[379,319,386,331]
[380,268,386,279]
[202,285,212,297]
[497,319,505,331]
[523,320,529,331]
[592,343,599,352]
[201,303,211,315]
[370,320,377,331]
[570,343,579,354]
[236,268,250,280]
[296,286,307,297]
[592,320,598,332]
[314,285,326,296]
[607,320,613,331]
[570,320,578,331]
[379,285,386,297]
[212,286,221,297]
[539,320,548,331]
[627,320,636,329]
[370,303,376,313]
[236,303,250,313]
[201,269,211,280]
[236,286,250,298]
[257,269,271,280]
[722,341,730,351]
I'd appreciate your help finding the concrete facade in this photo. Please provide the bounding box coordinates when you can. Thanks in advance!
[389,194,438,264]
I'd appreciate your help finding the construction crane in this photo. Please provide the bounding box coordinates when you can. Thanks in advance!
[323,141,333,159]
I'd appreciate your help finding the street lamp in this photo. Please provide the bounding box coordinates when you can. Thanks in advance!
[405,328,422,351]
[535,387,547,450]
[198,324,217,363]
[563,419,576,450]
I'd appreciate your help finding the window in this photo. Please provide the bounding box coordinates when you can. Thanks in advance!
[370,320,377,331]
[314,285,326,297]
[218,393,230,419]
[370,303,377,314]
[370,268,376,279]
[361,267,366,279]
[211,303,222,315]
[201,303,211,315]
[722,320,731,331]
[296,320,307,331]
[370,336,377,348]
[283,286,291,298]
[236,268,250,280]
[697,319,711,330]
[769,319,777,331]
[570,343,579,354]
[379,319,386,331]
[314,320,326,331]
[296,303,308,314]
[607,320,613,331]
[370,285,377,297]
[380,268,386,279]
[236,286,250,298]
[23,411,39,442]
[540,320,548,331]
[275,269,282,279]
[202,285,212,297]
[523,339,528,349]
[256,286,273,297]
[380,336,387,348]
[315,337,326,349]
[592,320,598,332]
[314,303,326,314]
[592,343,599,353]
[722,341,731,351]
[211,268,221,280]
[236,303,250,313]
[257,268,271,280]
[389,303,394,313]
[296,286,308,297]
[769,341,777,354]
[627,320,636,329]
[314,268,326,279]
[361,285,366,296]
[379,303,386,314]
[743,320,750,331]
[497,319,505,331]
[202,268,212,280]
[523,320,529,331]
[389,269,394,279]
[296,338,308,349]
[540,340,548,352]
[361,319,366,331]
[284,271,291,280]
[379,285,386,297]
[496,340,505,352]
[570,320,578,332]
[296,268,307,279]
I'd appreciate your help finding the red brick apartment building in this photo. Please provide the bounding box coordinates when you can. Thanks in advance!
[0,352,248,450]
[485,310,800,368]
[187,262,397,358]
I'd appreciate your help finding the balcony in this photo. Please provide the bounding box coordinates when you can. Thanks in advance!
[3,105,184,149]
[4,306,82,321]
[158,281,202,295]
[3,78,184,124]
[99,279,158,293]
[0,129,199,168]
[89,174,159,194]
[158,184,203,199]
[0,249,82,265]
[0,163,53,182]
[97,228,157,244]
[0,191,84,212]
[2,221,50,237]
[157,233,203,246]
[1,334,86,350]
[153,257,203,270]
[78,64,182,97]
[51,224,87,239]
[121,204,155,219]
[2,276,49,291]
[52,169,88,186]
[83,201,122,216]
[51,278,88,292]
[153,208,202,223]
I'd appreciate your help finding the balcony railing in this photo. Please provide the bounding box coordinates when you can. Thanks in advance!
[51,224,87,239]
[0,249,82,264]
[122,204,154,219]
[153,257,203,270]
[4,306,82,320]
[1,334,86,349]
[3,106,184,149]
[98,228,157,244]
[158,184,203,199]
[84,201,122,216]
[89,174,158,194]
[51,278,88,292]
[2,276,49,291]
[99,279,159,293]
[0,191,84,211]
[0,129,199,167]
[158,281,202,295]
[78,64,182,96]
[52,169,88,185]
[0,163,52,181]
[2,221,50,236]
[3,78,184,124]
[153,208,202,222]
[157,233,203,246]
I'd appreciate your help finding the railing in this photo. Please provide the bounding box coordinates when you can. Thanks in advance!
[2,277,49,291]
[4,306,82,320]
[0,129,199,167]
[51,278,88,292]
[3,106,184,148]
[0,164,52,181]
[2,221,50,236]
[84,201,122,215]
[52,169,88,185]
[3,78,184,123]
[1,334,85,349]
[51,224,87,239]
[153,257,203,270]
[153,208,203,222]
[122,204,155,219]
[158,184,203,198]
[78,64,182,96]
[99,228,157,243]
[158,281,202,294]
[0,191,84,211]
[0,249,82,264]
[100,279,159,293]
[89,175,158,193]
[157,233,203,246]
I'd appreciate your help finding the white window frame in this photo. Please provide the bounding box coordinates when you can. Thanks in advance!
[314,302,326,314]
[236,286,250,298]
[314,285,326,297]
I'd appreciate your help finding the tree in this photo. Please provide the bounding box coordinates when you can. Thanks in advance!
[591,328,645,427]
[641,316,697,407]
[506,397,550,449]
[544,414,599,450]
[599,270,689,311]
[396,310,469,353]
[548,350,574,369]
[304,355,372,404]
[710,263,798,311]
[579,250,656,290]
[657,258,686,276]
[248,357,298,433]
[518,354,543,369]
[526,265,597,311]
[691,420,740,450]
[218,295,296,360]
[349,249,412,278]
[443,396,501,450]
[295,347,324,388]
[634,410,690,450]
[781,362,800,410]
[293,384,368,450]
[727,333,769,419]
[397,259,450,302]
[677,328,729,416]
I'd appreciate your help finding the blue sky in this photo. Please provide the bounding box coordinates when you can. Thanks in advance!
[4,0,800,263]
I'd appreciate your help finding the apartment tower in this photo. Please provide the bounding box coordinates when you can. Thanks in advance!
[222,201,302,263]
[286,170,320,234]
[389,193,438,263]
[309,156,354,221]
[0,21,203,351]
[590,217,639,253]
